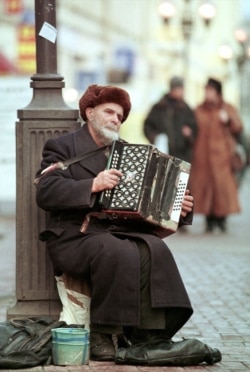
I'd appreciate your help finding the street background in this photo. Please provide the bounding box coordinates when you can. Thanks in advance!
[0,169,249,371]
[1,0,250,213]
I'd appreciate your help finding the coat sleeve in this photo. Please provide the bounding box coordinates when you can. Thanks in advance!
[225,103,243,137]
[185,105,198,142]
[35,138,97,211]
[143,105,166,144]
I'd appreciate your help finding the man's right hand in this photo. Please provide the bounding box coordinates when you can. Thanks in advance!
[92,169,123,193]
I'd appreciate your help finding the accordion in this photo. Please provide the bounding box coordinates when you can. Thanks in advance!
[98,141,191,237]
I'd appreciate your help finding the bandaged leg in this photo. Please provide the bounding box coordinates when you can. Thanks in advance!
[55,274,91,330]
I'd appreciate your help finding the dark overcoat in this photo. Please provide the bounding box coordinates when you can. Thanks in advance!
[36,124,193,327]
[143,94,197,162]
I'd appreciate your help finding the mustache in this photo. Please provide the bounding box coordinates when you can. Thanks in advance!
[105,122,117,128]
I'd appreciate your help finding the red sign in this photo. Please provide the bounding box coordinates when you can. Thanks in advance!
[5,0,23,14]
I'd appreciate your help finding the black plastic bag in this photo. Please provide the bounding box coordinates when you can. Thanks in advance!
[0,316,66,369]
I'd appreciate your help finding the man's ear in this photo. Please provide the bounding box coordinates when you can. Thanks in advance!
[85,107,93,120]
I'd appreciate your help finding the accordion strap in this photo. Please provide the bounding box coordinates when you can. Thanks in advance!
[34,144,110,185]
[55,144,110,170]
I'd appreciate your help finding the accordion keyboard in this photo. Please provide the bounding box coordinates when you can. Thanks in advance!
[107,145,150,210]
[170,171,189,223]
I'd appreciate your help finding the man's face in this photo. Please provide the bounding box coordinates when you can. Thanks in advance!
[86,102,124,146]
[170,86,184,100]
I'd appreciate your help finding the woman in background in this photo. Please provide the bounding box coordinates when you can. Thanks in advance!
[190,78,243,233]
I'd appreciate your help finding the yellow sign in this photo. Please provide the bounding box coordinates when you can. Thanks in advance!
[17,24,36,74]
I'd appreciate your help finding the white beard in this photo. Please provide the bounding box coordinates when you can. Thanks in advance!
[101,127,119,145]
[92,120,119,145]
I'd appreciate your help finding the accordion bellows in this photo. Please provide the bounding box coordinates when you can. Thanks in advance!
[99,141,191,238]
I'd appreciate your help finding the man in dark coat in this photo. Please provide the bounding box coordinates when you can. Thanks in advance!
[36,84,194,361]
[143,76,197,163]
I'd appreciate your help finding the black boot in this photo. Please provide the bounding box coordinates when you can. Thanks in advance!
[90,332,115,361]
[206,216,215,232]
[216,217,227,232]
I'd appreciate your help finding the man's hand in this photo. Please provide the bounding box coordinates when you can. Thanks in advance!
[181,189,193,217]
[182,125,192,137]
[92,169,122,193]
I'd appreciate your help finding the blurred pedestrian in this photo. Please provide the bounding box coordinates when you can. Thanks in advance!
[143,76,197,163]
[189,77,243,233]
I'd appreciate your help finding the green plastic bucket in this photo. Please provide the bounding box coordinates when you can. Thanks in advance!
[51,327,89,365]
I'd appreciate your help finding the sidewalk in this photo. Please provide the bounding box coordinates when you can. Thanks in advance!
[0,170,250,371]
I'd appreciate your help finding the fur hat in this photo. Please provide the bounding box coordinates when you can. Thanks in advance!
[79,84,131,123]
[206,78,222,95]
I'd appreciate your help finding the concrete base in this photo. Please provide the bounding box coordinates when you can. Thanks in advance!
[7,300,62,320]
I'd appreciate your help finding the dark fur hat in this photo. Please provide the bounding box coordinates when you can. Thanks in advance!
[79,84,131,123]
[206,78,222,95]
[170,76,184,90]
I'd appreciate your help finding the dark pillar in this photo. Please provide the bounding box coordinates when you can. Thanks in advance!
[7,0,80,319]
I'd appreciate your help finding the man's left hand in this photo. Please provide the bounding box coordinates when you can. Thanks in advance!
[181,189,193,217]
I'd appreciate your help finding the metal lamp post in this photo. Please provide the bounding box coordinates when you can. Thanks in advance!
[218,28,250,113]
[8,0,80,319]
[158,0,215,81]
[234,28,250,121]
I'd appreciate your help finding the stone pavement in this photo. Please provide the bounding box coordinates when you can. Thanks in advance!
[0,169,250,371]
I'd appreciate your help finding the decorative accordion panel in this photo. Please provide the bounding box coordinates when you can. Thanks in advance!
[100,142,152,211]
[99,141,191,237]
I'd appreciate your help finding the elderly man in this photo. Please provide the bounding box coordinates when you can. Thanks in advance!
[36,84,194,361]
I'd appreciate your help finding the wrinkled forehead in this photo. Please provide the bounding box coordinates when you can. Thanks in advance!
[93,102,124,115]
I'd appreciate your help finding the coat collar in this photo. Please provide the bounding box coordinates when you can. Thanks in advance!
[73,124,109,176]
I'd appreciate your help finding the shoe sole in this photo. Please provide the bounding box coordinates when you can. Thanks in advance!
[90,354,115,361]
